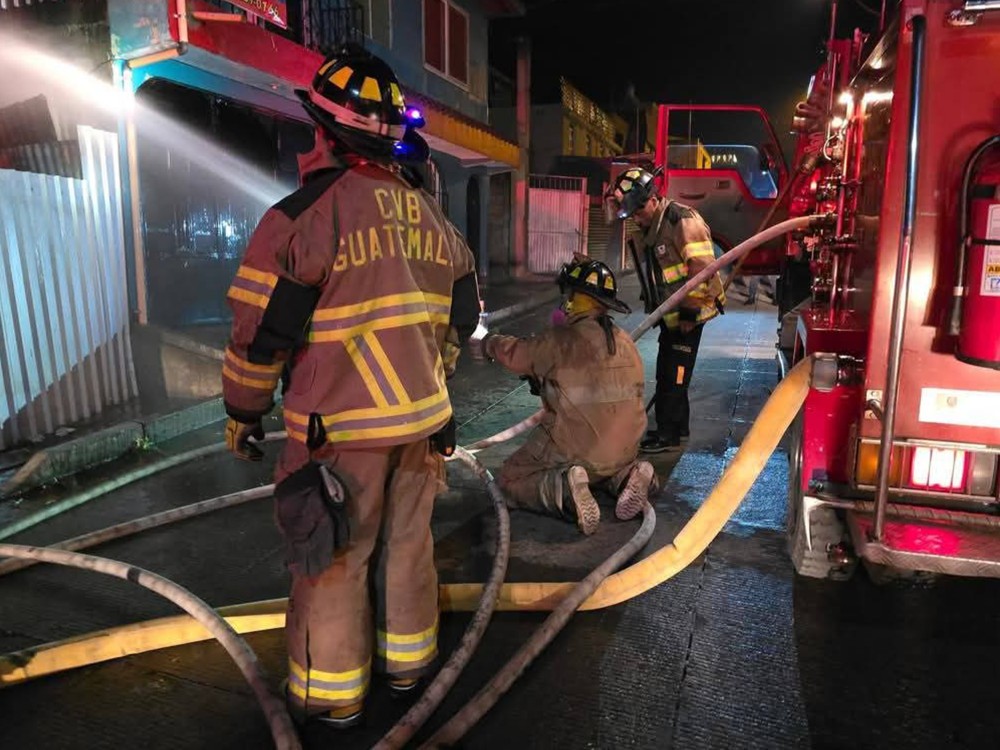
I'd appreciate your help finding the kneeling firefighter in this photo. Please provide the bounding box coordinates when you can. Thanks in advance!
[473,258,657,534]
[221,46,479,729]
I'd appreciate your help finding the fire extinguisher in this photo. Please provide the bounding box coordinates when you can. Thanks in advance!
[950,136,1000,369]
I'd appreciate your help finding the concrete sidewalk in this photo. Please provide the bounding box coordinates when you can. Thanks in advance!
[0,275,562,499]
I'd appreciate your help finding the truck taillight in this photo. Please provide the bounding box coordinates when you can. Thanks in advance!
[855,442,903,486]
[908,447,966,490]
[855,440,998,498]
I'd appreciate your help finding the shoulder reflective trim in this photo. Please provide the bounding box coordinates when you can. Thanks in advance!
[222,365,279,391]
[663,311,681,328]
[682,240,715,259]
[224,348,282,375]
[345,337,391,408]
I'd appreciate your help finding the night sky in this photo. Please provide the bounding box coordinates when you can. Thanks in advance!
[493,0,884,151]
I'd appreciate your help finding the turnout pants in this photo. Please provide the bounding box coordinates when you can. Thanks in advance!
[654,324,704,441]
[498,427,634,520]
[277,438,444,719]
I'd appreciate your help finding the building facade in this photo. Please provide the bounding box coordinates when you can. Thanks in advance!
[0,0,522,443]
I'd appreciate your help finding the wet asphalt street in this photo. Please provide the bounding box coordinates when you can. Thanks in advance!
[1,279,1000,749]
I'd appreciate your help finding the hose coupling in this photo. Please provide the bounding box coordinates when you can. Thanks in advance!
[812,353,864,393]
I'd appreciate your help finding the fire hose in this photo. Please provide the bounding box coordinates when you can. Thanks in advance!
[419,502,657,749]
[373,446,511,749]
[467,215,822,452]
[0,218,821,745]
[0,543,301,750]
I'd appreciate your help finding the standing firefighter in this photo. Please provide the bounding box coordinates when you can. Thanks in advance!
[609,168,725,453]
[221,47,479,729]
[474,258,656,533]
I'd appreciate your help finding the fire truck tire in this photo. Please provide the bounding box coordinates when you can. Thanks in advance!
[785,416,856,581]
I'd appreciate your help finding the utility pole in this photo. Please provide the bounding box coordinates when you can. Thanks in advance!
[513,36,531,277]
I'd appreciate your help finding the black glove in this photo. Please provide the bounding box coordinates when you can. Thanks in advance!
[430,416,457,457]
[274,462,351,578]
[224,417,265,461]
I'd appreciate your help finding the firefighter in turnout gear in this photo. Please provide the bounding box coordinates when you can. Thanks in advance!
[222,46,479,729]
[609,168,725,453]
[474,258,656,533]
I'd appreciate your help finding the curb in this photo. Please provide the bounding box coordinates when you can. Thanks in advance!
[483,287,561,326]
[0,290,560,499]
[0,398,227,499]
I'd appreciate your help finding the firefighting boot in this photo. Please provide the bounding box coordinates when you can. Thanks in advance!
[615,461,655,521]
[281,679,364,730]
[313,703,364,729]
[388,676,421,699]
[566,466,600,535]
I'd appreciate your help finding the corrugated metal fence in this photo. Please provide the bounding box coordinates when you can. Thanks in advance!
[0,126,136,449]
[527,174,588,274]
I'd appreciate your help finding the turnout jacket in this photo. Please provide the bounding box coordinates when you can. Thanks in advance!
[485,314,646,474]
[223,145,478,448]
[631,200,725,329]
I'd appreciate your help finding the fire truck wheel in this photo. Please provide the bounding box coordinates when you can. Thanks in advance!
[786,415,857,581]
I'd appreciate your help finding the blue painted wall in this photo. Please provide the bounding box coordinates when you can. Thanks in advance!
[367,0,489,124]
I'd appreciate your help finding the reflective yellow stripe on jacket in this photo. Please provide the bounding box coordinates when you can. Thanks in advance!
[309,292,450,343]
[226,265,278,310]
[221,347,283,392]
[682,240,716,260]
[284,386,452,444]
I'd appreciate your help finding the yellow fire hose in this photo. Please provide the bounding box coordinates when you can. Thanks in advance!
[0,357,811,688]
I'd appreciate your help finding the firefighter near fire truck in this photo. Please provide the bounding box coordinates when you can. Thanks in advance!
[221,46,480,729]
[473,258,657,534]
[609,168,727,453]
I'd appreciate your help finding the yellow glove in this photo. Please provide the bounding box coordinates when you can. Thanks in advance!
[225,417,265,461]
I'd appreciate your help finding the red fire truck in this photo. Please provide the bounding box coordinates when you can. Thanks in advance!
[627,0,1000,582]
[772,0,1000,582]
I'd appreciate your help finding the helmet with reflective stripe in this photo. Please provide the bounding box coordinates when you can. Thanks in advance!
[558,258,631,314]
[296,45,424,160]
[609,167,658,219]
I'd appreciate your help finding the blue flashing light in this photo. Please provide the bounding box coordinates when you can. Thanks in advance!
[405,107,425,128]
